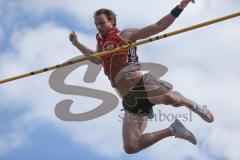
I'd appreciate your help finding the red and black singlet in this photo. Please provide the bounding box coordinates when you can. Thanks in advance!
[96,27,140,87]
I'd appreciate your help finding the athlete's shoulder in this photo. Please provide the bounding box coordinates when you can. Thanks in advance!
[118,28,140,42]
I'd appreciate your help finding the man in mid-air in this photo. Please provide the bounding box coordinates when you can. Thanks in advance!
[69,0,214,154]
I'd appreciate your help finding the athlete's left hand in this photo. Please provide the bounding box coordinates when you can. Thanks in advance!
[178,0,195,9]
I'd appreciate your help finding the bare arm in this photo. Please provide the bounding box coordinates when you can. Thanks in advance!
[120,0,195,42]
[120,14,176,41]
[69,31,101,64]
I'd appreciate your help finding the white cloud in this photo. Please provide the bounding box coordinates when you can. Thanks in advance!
[0,108,45,156]
[0,0,240,159]
[199,127,240,160]
[0,131,26,156]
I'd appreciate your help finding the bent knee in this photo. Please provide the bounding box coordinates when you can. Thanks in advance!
[123,144,140,154]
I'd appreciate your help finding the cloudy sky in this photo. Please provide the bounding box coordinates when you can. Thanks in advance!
[0,0,240,159]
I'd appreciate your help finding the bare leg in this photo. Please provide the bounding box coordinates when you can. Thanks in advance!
[148,91,195,109]
[122,111,172,154]
[148,90,214,122]
[138,128,172,150]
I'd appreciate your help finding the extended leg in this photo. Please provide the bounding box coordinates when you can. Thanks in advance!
[122,111,196,154]
[148,90,214,122]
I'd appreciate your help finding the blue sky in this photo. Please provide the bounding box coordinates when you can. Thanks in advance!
[0,0,240,160]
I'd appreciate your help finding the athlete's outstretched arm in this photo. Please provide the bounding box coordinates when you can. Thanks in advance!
[120,0,195,42]
[69,31,101,64]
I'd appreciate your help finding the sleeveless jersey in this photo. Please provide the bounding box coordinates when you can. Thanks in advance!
[96,27,140,87]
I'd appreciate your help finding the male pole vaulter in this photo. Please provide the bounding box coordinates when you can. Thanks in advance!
[70,0,214,154]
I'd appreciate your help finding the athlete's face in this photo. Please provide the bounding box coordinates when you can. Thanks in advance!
[94,14,114,37]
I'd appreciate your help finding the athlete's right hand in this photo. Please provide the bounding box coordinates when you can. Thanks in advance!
[69,31,78,46]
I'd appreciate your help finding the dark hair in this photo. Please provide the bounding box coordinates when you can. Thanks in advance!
[94,8,117,26]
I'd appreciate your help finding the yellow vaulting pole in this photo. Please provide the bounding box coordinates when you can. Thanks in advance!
[0,11,240,84]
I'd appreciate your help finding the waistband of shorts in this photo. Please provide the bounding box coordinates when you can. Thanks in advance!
[113,63,141,86]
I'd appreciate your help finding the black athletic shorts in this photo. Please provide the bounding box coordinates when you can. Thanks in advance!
[122,73,173,119]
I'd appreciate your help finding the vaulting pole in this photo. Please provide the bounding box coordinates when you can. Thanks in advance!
[0,11,240,84]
